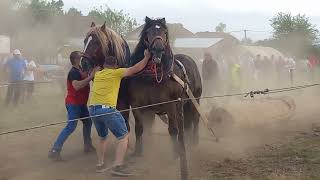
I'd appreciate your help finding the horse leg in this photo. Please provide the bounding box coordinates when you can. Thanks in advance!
[143,111,156,135]
[132,109,144,156]
[117,79,130,131]
[177,101,188,180]
[183,102,193,145]
[184,101,200,145]
[166,104,179,158]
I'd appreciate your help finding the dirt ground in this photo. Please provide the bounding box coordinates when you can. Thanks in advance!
[1,83,320,180]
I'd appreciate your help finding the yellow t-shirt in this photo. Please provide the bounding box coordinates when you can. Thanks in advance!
[90,68,126,107]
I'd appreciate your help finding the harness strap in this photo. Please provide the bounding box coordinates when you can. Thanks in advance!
[172,74,219,142]
[175,59,190,85]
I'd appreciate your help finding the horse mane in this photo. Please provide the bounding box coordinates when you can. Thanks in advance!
[130,18,172,65]
[87,26,126,66]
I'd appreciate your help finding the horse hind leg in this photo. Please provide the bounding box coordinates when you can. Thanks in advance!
[184,101,200,146]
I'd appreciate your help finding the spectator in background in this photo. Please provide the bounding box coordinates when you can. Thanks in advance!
[202,52,220,95]
[262,56,273,87]
[230,59,242,93]
[254,54,263,81]
[217,55,229,94]
[22,57,37,102]
[275,56,286,85]
[4,49,26,105]
[308,55,318,82]
[239,54,256,90]
[285,57,296,85]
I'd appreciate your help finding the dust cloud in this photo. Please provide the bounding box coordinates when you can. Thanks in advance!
[197,67,320,159]
[0,0,87,61]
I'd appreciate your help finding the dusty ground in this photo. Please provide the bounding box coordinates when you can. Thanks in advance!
[0,83,320,180]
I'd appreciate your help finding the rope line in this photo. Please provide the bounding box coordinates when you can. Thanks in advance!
[0,83,319,136]
[0,80,55,87]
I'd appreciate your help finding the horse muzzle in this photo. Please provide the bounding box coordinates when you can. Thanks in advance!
[152,56,162,64]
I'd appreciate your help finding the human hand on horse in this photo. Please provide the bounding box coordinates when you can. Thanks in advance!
[144,49,151,60]
[89,66,102,79]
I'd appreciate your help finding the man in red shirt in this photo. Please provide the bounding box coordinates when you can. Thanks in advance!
[48,51,100,161]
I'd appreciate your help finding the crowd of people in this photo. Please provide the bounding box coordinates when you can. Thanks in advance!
[201,52,319,95]
[1,49,37,105]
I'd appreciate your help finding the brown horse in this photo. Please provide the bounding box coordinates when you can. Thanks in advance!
[82,18,202,180]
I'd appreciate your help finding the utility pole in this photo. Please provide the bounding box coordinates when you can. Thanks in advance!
[244,29,248,44]
[244,30,248,40]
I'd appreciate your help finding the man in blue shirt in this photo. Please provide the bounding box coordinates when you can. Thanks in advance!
[4,49,26,105]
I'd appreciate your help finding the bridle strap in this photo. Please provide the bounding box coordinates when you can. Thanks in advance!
[146,35,168,49]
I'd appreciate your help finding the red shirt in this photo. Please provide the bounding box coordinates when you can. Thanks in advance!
[309,55,318,68]
[65,67,90,105]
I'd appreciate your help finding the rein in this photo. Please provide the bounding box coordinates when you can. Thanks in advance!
[151,63,164,84]
[146,35,167,84]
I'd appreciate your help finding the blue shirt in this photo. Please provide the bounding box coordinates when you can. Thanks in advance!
[5,57,26,82]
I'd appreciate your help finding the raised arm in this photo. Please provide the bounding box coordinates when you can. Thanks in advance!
[123,50,151,77]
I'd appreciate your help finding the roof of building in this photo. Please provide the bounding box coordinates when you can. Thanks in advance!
[126,23,194,39]
[195,31,239,41]
[174,38,223,48]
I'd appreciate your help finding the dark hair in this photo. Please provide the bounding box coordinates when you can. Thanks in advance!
[70,51,81,65]
[104,56,117,67]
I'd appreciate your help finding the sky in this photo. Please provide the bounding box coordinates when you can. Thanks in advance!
[62,0,320,40]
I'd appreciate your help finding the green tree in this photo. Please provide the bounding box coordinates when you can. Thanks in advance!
[215,22,226,32]
[28,0,64,23]
[270,12,319,57]
[88,6,137,36]
[67,7,82,16]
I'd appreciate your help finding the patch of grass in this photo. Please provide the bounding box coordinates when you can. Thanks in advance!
[207,134,320,180]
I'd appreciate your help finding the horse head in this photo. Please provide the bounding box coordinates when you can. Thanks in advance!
[141,16,170,64]
[81,22,127,72]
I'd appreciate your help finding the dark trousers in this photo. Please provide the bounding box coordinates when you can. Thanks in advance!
[5,81,22,105]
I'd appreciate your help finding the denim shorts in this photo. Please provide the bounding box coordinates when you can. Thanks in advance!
[89,105,128,140]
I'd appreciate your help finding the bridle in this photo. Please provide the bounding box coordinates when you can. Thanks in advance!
[146,35,167,50]
[144,25,169,83]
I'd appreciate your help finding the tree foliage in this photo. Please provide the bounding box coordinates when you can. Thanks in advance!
[215,22,226,32]
[270,12,319,57]
[0,0,137,60]
[67,7,82,16]
[88,7,137,36]
[27,0,64,23]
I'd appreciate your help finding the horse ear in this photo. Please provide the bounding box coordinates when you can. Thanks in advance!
[160,18,166,25]
[91,22,96,27]
[101,21,106,30]
[145,16,152,24]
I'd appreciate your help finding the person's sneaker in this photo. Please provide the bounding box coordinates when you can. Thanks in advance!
[48,149,63,161]
[111,165,133,177]
[84,144,96,153]
[96,163,110,173]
